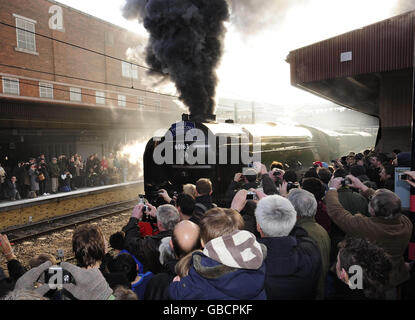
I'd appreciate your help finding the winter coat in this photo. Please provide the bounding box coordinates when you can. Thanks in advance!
[315,200,331,233]
[122,217,172,274]
[191,195,217,225]
[5,181,19,198]
[0,259,28,298]
[28,168,39,191]
[296,217,331,300]
[328,186,369,262]
[144,259,177,300]
[169,230,267,300]
[169,252,267,300]
[49,162,60,178]
[325,189,413,288]
[258,226,322,300]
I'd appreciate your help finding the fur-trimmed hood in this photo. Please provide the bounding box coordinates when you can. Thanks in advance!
[168,235,267,300]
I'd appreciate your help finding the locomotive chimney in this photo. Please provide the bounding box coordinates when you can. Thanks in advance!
[182,113,216,123]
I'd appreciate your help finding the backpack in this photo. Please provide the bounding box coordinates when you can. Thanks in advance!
[194,202,217,214]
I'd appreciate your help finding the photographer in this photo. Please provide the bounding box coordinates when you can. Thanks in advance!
[327,169,369,264]
[278,170,299,197]
[60,170,72,192]
[48,157,60,194]
[5,176,21,201]
[326,175,412,294]
[38,159,50,196]
[27,163,40,198]
[122,203,180,274]
[225,168,259,203]
[158,189,177,205]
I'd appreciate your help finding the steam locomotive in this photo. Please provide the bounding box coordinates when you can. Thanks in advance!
[143,113,341,206]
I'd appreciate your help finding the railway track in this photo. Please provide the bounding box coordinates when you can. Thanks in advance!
[1,200,136,243]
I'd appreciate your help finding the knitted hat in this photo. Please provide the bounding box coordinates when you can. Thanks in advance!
[203,230,265,270]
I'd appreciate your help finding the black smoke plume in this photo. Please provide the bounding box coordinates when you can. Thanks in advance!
[122,0,229,116]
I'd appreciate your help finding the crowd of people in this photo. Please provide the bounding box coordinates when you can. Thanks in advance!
[0,152,140,201]
[0,147,414,300]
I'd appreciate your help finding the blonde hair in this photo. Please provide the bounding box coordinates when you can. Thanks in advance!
[175,250,203,278]
[183,184,197,198]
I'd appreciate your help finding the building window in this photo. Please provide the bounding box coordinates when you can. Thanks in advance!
[14,14,37,54]
[39,82,53,98]
[2,77,20,95]
[121,61,138,79]
[138,96,145,108]
[118,95,126,107]
[155,100,161,110]
[70,87,82,102]
[96,91,105,104]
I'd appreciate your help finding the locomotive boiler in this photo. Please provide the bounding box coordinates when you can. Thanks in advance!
[143,113,337,206]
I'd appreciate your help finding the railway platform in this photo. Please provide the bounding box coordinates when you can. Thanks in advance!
[0,181,143,230]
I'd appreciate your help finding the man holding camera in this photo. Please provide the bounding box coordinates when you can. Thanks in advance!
[225,167,259,203]
[59,170,72,192]
[122,202,180,274]
[327,174,412,296]
[327,169,369,264]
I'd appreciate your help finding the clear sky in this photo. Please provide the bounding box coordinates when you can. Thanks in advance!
[56,0,410,108]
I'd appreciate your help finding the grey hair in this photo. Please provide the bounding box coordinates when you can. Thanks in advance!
[370,189,401,220]
[2,289,49,300]
[255,195,297,237]
[159,236,176,265]
[288,188,317,218]
[156,204,180,231]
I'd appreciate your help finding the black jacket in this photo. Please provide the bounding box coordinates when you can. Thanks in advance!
[122,217,172,274]
[0,259,28,298]
[144,259,177,300]
[258,226,322,300]
[192,195,217,225]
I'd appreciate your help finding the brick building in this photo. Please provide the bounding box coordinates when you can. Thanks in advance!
[0,0,181,164]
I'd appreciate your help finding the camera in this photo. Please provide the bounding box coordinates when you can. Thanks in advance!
[138,194,149,213]
[399,173,412,181]
[44,266,74,286]
[246,191,257,200]
[341,178,352,186]
[287,181,299,192]
[273,170,282,177]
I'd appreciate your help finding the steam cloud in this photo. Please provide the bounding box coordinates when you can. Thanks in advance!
[122,0,229,116]
[393,0,415,13]
[227,0,309,35]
